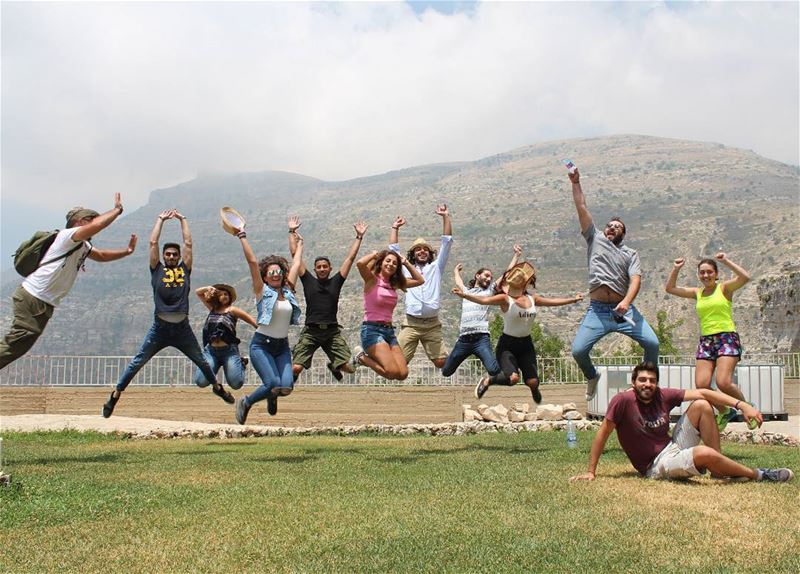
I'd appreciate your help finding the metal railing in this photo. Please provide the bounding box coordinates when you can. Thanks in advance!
[1,352,797,387]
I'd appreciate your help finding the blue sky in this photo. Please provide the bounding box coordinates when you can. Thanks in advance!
[1,1,798,267]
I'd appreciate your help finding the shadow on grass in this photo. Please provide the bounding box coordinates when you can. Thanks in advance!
[24,453,123,465]
[251,454,320,464]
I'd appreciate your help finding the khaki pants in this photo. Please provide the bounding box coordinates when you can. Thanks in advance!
[0,286,54,370]
[397,315,447,364]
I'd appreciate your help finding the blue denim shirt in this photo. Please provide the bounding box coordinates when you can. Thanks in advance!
[256,284,302,326]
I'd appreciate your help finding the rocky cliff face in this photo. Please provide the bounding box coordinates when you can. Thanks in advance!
[757,263,800,352]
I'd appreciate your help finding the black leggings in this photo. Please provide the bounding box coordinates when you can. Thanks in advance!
[489,334,539,386]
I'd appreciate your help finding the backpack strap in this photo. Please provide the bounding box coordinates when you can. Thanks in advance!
[39,241,85,269]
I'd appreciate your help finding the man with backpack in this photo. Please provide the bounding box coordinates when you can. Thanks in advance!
[0,193,135,369]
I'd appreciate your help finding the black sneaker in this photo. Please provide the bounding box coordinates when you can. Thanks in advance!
[267,395,278,416]
[241,357,249,369]
[531,385,542,405]
[758,468,794,482]
[326,362,344,382]
[235,397,250,425]
[212,384,235,404]
[102,391,120,418]
[475,376,490,400]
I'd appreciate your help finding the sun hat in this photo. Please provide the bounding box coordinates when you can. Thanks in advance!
[220,207,246,235]
[409,237,433,252]
[212,283,237,303]
[499,262,536,298]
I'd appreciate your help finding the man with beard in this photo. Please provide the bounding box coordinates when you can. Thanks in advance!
[287,215,368,381]
[568,167,659,401]
[388,204,452,369]
[441,244,524,381]
[570,362,794,483]
[102,209,232,418]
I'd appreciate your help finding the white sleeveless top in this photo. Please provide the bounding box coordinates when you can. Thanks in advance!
[502,295,536,337]
[257,299,293,338]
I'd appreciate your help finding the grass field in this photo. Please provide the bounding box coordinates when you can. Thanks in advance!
[1,430,798,574]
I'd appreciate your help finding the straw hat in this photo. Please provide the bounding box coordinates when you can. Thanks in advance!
[220,207,246,235]
[499,262,536,298]
[212,283,237,303]
[409,237,434,252]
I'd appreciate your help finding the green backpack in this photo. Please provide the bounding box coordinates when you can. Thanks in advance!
[13,230,82,277]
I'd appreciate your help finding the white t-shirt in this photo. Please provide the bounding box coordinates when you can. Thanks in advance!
[22,228,92,307]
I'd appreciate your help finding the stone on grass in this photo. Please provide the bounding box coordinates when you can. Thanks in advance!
[536,404,564,420]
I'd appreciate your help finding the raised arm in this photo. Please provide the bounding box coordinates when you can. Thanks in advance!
[174,211,192,270]
[287,215,306,277]
[149,210,173,268]
[340,221,367,278]
[453,264,466,291]
[452,287,506,306]
[230,306,258,329]
[389,216,405,247]
[287,232,304,287]
[717,252,751,297]
[569,169,593,233]
[72,193,125,242]
[665,258,697,299]
[402,255,425,288]
[87,234,137,263]
[507,244,522,271]
[234,227,263,297]
[195,286,217,311]
[534,292,584,307]
[436,204,452,236]
[356,251,379,286]
[569,418,616,481]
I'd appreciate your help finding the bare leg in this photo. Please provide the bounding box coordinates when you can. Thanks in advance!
[692,446,758,480]
[686,399,721,452]
[695,360,715,389]
[360,342,406,380]
[715,356,745,401]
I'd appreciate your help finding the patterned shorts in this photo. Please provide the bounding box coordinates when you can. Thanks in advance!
[696,331,742,360]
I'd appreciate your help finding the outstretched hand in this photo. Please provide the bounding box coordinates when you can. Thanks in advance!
[573,293,584,303]
[158,209,175,221]
[452,286,465,298]
[126,234,138,254]
[435,204,449,218]
[288,215,301,232]
[513,244,523,256]
[569,472,595,482]
[114,193,123,211]
[454,263,463,273]
[568,168,580,184]
[392,216,406,229]
[354,221,368,236]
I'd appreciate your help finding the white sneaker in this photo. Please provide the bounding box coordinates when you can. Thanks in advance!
[585,374,600,401]
[350,346,365,368]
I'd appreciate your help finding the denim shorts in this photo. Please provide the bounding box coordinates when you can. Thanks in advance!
[696,331,742,360]
[361,322,398,349]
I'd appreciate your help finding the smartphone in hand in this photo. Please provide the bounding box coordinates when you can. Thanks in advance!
[561,158,577,174]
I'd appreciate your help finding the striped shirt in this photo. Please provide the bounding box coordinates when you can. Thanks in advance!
[459,285,494,335]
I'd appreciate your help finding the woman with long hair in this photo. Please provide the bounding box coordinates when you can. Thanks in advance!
[351,249,424,380]
[665,252,754,430]
[453,256,582,403]
[232,225,303,424]
[192,283,257,392]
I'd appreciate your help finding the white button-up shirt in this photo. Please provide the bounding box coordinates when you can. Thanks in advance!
[389,235,453,318]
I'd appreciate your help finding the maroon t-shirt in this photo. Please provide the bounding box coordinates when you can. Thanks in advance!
[605,387,685,475]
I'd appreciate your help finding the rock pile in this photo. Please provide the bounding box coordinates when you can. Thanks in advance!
[462,402,584,424]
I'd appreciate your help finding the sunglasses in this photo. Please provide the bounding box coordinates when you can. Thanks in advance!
[605,222,624,230]
[267,269,284,277]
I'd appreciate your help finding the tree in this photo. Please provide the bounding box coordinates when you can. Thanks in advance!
[488,313,565,359]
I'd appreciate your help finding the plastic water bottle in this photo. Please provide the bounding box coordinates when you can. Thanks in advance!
[566,419,577,448]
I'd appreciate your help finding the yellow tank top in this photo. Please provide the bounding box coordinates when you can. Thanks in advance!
[695,283,736,336]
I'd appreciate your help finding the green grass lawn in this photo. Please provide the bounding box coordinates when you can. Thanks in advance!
[1,430,798,574]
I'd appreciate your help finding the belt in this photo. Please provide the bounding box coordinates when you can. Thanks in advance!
[460,332,488,341]
[307,323,338,330]
[363,320,393,328]
[406,314,439,322]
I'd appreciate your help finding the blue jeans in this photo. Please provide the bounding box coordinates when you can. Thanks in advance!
[193,344,246,389]
[246,332,293,405]
[117,318,217,392]
[441,333,500,377]
[571,301,659,380]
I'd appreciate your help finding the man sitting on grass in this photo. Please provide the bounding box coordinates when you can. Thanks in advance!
[570,361,794,483]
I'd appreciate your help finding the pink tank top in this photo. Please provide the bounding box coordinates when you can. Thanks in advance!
[364,275,397,323]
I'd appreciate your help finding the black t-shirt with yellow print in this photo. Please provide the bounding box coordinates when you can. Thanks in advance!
[150,261,190,315]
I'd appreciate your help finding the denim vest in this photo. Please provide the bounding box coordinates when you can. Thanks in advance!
[256,284,301,326]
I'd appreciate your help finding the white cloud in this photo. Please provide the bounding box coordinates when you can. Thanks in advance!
[1,1,797,241]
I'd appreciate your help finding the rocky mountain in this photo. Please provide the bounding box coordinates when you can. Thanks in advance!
[2,134,798,357]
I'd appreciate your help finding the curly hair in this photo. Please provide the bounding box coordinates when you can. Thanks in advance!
[405,245,438,265]
[372,250,407,290]
[258,255,290,288]
[468,267,491,289]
